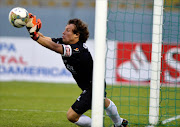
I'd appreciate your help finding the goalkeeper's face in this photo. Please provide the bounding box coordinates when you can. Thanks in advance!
[62,24,79,44]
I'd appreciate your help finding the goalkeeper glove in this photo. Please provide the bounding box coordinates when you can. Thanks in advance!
[26,13,42,41]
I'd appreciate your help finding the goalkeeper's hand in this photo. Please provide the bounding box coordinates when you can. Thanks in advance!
[26,13,42,41]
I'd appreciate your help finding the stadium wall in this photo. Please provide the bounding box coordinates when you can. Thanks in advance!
[0,37,179,85]
[0,4,179,85]
[0,7,179,43]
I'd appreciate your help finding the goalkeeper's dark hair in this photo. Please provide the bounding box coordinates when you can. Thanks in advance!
[68,19,89,43]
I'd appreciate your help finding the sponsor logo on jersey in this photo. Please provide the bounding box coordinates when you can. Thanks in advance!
[74,48,79,52]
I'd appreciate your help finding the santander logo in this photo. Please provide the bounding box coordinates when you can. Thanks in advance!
[117,45,151,82]
[164,47,180,83]
[116,43,180,84]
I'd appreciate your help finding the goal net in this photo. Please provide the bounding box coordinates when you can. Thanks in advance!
[104,0,180,126]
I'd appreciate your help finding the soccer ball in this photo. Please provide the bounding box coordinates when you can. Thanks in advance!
[9,7,29,28]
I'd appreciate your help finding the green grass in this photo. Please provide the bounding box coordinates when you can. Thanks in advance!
[105,85,180,127]
[0,81,180,127]
[0,81,81,127]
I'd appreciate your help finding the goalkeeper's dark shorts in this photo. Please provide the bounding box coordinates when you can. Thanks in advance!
[71,84,107,114]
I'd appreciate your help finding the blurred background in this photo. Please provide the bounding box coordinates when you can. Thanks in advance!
[0,0,179,43]
[0,0,180,83]
[0,0,180,126]
[0,0,96,38]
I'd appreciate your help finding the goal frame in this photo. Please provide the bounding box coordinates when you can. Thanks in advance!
[91,0,108,127]
[149,0,164,125]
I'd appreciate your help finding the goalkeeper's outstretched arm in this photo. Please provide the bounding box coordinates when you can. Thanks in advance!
[38,32,52,41]
[26,13,64,55]
[36,33,64,54]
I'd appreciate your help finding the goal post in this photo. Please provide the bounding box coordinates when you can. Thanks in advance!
[149,0,164,125]
[91,0,108,127]
[92,0,179,126]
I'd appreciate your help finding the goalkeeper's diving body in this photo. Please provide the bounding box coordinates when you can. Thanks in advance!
[26,13,128,127]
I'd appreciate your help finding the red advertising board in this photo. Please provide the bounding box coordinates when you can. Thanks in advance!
[116,43,180,84]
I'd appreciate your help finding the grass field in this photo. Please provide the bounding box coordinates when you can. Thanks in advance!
[0,81,179,127]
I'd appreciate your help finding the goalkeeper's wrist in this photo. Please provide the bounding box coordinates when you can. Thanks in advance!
[31,32,40,41]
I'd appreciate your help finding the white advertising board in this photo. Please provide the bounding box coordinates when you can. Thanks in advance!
[0,37,74,83]
[0,37,116,84]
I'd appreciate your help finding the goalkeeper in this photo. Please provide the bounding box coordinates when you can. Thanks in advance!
[26,13,128,127]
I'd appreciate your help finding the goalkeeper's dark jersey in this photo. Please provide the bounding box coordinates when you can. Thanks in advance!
[52,38,93,90]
